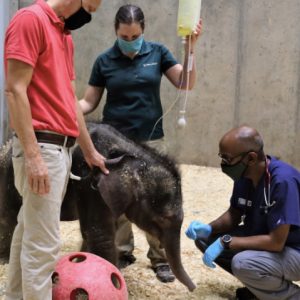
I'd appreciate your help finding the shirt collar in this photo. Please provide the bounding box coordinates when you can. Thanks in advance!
[36,0,65,29]
[108,40,152,59]
[267,155,278,173]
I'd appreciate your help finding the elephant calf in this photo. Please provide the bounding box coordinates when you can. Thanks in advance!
[0,123,195,291]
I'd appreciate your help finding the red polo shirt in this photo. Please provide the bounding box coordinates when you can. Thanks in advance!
[4,0,79,137]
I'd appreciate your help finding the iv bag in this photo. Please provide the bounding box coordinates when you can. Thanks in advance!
[177,0,202,37]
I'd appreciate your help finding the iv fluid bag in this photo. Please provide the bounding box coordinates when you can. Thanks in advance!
[177,0,202,37]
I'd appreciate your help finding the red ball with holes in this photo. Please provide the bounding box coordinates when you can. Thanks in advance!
[52,252,128,300]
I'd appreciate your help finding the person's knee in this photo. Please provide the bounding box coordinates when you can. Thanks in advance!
[231,251,256,281]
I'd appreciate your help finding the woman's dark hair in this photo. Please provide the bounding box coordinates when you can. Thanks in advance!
[114,4,145,32]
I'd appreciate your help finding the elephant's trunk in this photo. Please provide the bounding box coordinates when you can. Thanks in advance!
[163,230,196,291]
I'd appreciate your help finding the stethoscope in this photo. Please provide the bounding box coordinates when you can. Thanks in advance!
[261,157,276,214]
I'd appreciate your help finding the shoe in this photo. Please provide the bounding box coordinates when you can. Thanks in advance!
[236,287,257,300]
[154,265,175,283]
[118,254,136,269]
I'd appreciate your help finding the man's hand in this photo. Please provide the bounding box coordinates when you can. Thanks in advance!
[202,238,224,268]
[84,149,109,175]
[185,220,212,240]
[25,153,50,195]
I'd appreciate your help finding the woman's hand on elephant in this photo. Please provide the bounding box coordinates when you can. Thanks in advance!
[202,238,224,268]
[185,220,212,240]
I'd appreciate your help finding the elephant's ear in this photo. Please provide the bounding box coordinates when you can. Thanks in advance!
[97,171,133,218]
[96,156,143,218]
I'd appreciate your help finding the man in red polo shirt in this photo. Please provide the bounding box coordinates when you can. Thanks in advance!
[4,1,105,299]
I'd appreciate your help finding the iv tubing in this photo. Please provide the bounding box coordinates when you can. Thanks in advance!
[147,73,184,140]
[147,35,193,140]
[181,34,192,115]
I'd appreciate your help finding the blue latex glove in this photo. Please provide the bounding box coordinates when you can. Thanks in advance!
[185,221,212,240]
[202,238,224,268]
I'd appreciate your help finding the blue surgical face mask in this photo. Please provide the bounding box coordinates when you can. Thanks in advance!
[117,35,144,54]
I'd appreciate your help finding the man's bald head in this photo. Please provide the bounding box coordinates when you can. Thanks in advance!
[219,126,264,162]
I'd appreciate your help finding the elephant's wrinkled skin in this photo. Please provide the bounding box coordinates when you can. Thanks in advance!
[0,124,195,291]
[0,140,22,262]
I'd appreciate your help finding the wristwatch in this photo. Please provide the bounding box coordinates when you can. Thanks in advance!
[221,234,232,249]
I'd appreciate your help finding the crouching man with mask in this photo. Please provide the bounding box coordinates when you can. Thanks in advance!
[186,126,300,300]
[4,1,107,299]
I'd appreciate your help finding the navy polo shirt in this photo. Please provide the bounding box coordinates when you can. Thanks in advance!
[88,40,178,141]
[230,156,300,250]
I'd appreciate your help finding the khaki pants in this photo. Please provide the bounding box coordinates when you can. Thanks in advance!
[5,137,72,300]
[115,138,168,267]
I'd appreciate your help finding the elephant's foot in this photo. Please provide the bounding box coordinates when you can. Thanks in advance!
[0,256,9,264]
[118,254,136,269]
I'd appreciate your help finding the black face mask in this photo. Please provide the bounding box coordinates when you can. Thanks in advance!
[64,7,92,30]
[221,160,248,181]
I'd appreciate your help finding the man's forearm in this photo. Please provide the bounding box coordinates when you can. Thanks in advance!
[75,100,109,174]
[5,88,40,157]
[210,208,241,235]
[76,101,95,157]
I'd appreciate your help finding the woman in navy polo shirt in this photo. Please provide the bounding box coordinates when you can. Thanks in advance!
[79,4,202,283]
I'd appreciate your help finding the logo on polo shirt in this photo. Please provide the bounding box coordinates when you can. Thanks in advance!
[238,197,252,207]
[143,62,158,67]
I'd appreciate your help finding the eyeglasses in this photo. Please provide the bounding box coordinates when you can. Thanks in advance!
[218,151,251,165]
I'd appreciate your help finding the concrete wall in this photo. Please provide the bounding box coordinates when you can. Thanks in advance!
[14,1,300,167]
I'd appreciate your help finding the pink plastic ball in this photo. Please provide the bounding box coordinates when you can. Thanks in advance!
[52,252,128,300]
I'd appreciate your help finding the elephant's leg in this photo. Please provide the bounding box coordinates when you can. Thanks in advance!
[0,161,22,262]
[80,239,88,252]
[60,180,79,221]
[77,189,118,265]
[0,216,17,262]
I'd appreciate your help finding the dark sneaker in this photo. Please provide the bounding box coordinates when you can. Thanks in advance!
[236,287,257,300]
[118,254,136,269]
[154,265,175,283]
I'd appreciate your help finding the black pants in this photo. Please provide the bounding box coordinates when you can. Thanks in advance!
[195,228,246,274]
